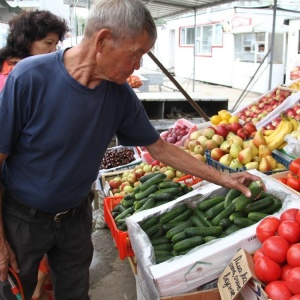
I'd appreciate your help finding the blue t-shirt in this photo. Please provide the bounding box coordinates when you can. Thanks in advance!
[0,49,159,212]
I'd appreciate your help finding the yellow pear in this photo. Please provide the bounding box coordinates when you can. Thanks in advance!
[245,161,259,170]
[258,145,272,157]
[265,155,277,170]
[253,130,267,148]
[227,135,244,147]
[245,140,259,156]
[258,157,272,172]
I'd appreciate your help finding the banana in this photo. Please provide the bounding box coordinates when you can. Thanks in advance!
[277,141,287,150]
[265,119,286,143]
[267,118,293,150]
[264,129,275,136]
[289,118,299,131]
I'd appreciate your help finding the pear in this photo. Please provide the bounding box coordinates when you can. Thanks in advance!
[258,157,272,172]
[252,156,262,163]
[220,140,231,153]
[228,135,244,147]
[258,145,272,157]
[219,154,232,166]
[245,161,259,170]
[238,148,253,165]
[266,155,277,170]
[253,130,267,148]
[229,159,244,170]
[229,143,242,159]
[244,140,258,156]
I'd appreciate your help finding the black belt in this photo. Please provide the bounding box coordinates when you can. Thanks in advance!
[4,191,81,222]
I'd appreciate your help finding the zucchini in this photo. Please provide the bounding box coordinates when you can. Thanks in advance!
[158,181,180,189]
[229,211,247,221]
[114,206,134,221]
[234,217,256,228]
[211,202,236,226]
[185,226,222,237]
[135,185,159,200]
[204,200,226,220]
[166,221,192,239]
[139,216,159,231]
[234,181,263,211]
[139,173,167,191]
[171,231,187,243]
[159,204,188,224]
[247,212,269,222]
[134,197,156,213]
[173,236,204,252]
[150,236,170,246]
[169,208,193,223]
[197,196,225,211]
[219,218,233,230]
[244,197,274,213]
[224,189,241,207]
[261,198,282,214]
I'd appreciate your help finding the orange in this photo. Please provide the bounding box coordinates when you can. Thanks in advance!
[210,115,222,125]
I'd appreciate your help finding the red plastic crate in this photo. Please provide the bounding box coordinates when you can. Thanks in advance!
[103,196,134,260]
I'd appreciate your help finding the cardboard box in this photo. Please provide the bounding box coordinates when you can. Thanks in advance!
[271,170,300,195]
[218,249,268,300]
[127,170,300,299]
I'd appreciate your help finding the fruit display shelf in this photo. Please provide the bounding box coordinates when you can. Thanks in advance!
[205,150,291,175]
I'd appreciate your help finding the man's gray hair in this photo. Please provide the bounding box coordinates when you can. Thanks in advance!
[84,0,157,44]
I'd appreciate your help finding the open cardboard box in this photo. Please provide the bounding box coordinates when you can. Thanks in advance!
[271,170,300,196]
[127,170,300,300]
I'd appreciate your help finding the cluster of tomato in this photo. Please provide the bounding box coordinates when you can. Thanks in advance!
[277,157,300,192]
[254,208,300,299]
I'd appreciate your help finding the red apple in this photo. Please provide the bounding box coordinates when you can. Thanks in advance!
[216,124,230,138]
[243,123,257,135]
[210,148,225,161]
[120,182,130,191]
[236,128,249,140]
[229,122,243,134]
[108,177,122,189]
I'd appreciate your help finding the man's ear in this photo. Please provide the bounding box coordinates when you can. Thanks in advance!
[94,29,111,53]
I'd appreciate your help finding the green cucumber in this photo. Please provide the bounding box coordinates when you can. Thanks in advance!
[189,214,207,228]
[160,222,185,232]
[220,224,241,237]
[135,185,159,200]
[173,236,204,252]
[151,231,165,239]
[211,202,236,226]
[150,236,170,246]
[247,212,269,222]
[219,218,233,230]
[117,223,127,231]
[114,206,134,221]
[194,209,213,227]
[153,244,173,251]
[139,173,167,191]
[139,216,159,231]
[234,181,263,211]
[151,192,174,201]
[181,184,193,194]
[155,251,174,264]
[166,221,192,239]
[144,223,162,238]
[169,208,193,223]
[234,217,256,228]
[224,189,241,207]
[261,198,282,214]
[134,197,156,213]
[229,211,247,221]
[123,194,135,200]
[197,196,225,211]
[204,236,218,243]
[134,197,151,210]
[159,204,188,224]
[158,181,180,189]
[204,200,226,220]
[244,197,274,213]
[153,187,182,196]
[171,231,187,243]
[121,198,135,208]
[185,226,222,237]
[140,172,160,183]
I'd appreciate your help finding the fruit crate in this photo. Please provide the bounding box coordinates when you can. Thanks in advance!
[205,150,291,175]
[103,196,134,260]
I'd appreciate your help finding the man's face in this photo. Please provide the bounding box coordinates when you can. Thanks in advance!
[98,31,153,84]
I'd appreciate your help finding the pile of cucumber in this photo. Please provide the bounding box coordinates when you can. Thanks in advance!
[139,180,282,264]
[111,172,193,231]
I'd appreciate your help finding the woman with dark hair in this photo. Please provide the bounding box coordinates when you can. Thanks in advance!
[0,10,69,90]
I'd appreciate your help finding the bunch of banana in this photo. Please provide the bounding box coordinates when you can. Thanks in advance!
[264,114,295,150]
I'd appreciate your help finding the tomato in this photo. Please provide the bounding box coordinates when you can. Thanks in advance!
[277,177,287,184]
[254,256,281,283]
[262,236,289,263]
[286,267,300,294]
[296,210,300,225]
[264,281,292,300]
[288,172,298,180]
[256,216,281,243]
[287,176,300,192]
[278,221,300,244]
[280,208,299,222]
[287,244,300,267]
[290,295,300,300]
[290,157,300,176]
[281,264,292,281]
[253,248,264,263]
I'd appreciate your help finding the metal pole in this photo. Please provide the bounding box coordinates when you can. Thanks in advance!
[147,51,210,121]
[268,0,277,90]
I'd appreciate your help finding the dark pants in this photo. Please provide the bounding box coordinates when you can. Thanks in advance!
[0,192,93,300]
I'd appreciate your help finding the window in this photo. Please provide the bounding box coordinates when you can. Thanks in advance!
[234,32,267,63]
[180,27,195,46]
[195,23,223,55]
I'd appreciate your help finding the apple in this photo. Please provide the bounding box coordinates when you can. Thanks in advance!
[229,122,243,134]
[236,128,249,140]
[134,169,144,179]
[202,127,216,139]
[211,134,224,146]
[123,185,134,194]
[165,169,175,180]
[175,170,186,178]
[142,164,152,173]
[120,182,130,191]
[108,177,122,189]
[210,148,225,161]
[243,123,257,135]
[152,166,161,172]
[193,144,205,155]
[204,139,218,150]
[216,124,230,138]
[127,173,137,184]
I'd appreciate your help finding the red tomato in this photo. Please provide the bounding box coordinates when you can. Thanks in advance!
[288,172,298,180]
[256,216,281,243]
[262,236,289,263]
[277,177,287,184]
[287,244,300,267]
[280,208,299,222]
[296,210,300,225]
[253,248,264,263]
[281,264,292,281]
[286,267,300,294]
[290,158,300,176]
[287,176,300,192]
[264,281,292,300]
[254,256,281,283]
[278,221,300,244]
[290,295,300,300]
